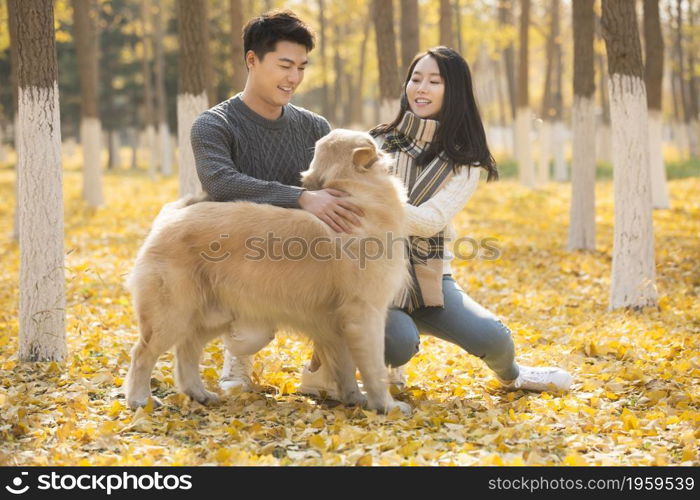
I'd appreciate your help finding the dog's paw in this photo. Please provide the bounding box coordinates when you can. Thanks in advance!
[341,390,367,407]
[127,395,162,410]
[219,378,253,392]
[186,389,220,406]
[386,399,411,415]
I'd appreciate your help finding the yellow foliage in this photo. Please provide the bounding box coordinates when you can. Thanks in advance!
[0,171,698,465]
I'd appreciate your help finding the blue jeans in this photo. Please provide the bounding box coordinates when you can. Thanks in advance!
[384,274,520,381]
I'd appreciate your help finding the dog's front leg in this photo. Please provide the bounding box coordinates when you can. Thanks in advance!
[341,308,411,415]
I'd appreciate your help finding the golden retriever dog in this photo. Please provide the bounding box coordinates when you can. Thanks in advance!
[124,129,411,414]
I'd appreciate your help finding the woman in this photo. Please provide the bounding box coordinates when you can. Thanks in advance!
[300,47,572,397]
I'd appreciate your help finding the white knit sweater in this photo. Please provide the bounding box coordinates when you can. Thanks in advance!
[374,132,481,274]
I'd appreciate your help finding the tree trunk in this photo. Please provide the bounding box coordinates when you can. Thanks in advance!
[454,0,463,54]
[318,0,332,123]
[141,0,157,179]
[333,21,343,125]
[373,0,400,122]
[568,0,596,251]
[230,0,246,93]
[686,3,699,157]
[351,13,371,127]
[601,0,657,310]
[550,0,566,181]
[643,0,669,209]
[8,0,20,241]
[539,0,555,185]
[596,52,612,163]
[73,0,103,207]
[154,0,172,176]
[439,0,454,48]
[400,0,419,77]
[177,0,209,196]
[498,0,516,123]
[516,0,534,187]
[15,0,67,362]
[676,0,698,156]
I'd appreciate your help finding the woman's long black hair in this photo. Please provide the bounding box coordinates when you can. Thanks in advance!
[371,46,498,181]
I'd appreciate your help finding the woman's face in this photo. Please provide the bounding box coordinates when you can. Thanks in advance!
[406,55,444,119]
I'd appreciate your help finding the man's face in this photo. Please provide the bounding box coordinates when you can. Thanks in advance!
[247,41,308,108]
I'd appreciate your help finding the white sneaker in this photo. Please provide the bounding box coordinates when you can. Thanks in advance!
[498,365,572,393]
[298,363,341,400]
[219,352,253,391]
[388,365,407,389]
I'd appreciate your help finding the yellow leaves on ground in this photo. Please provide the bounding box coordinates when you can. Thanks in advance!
[0,170,698,465]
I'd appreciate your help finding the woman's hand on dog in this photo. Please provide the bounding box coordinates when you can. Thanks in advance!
[299,189,365,233]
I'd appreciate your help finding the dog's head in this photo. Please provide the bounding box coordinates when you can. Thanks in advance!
[301,129,388,190]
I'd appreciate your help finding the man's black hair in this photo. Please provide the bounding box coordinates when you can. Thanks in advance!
[242,10,315,63]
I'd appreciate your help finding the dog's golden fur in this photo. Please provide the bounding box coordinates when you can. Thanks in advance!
[124,129,410,413]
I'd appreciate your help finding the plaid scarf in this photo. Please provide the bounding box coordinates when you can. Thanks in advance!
[373,111,454,312]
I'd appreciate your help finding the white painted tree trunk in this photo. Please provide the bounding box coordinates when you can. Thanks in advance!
[688,119,699,158]
[145,124,158,180]
[159,122,172,176]
[18,84,66,361]
[80,117,103,207]
[608,75,657,310]
[672,121,688,158]
[177,92,207,197]
[597,123,612,164]
[552,120,567,181]
[12,114,19,241]
[515,107,534,187]
[0,124,6,163]
[648,110,669,209]
[568,96,596,251]
[537,120,551,185]
[379,98,400,124]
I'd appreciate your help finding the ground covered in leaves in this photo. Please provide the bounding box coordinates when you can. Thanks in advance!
[0,166,698,466]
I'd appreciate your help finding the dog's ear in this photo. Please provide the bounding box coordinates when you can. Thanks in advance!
[352,146,378,171]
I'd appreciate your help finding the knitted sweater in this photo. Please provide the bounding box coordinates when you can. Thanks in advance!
[191,94,331,207]
[375,134,481,273]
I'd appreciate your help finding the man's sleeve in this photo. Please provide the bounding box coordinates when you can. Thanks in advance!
[191,112,305,207]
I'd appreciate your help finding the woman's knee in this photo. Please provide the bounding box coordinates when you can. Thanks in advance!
[478,318,515,359]
[384,310,420,367]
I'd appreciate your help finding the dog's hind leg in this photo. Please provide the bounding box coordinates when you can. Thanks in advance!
[340,307,411,415]
[313,338,366,407]
[125,317,178,409]
[174,330,220,405]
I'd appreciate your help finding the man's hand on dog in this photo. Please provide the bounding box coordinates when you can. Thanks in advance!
[299,189,365,233]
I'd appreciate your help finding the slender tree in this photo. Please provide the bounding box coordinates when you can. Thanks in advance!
[601,0,657,310]
[676,0,698,156]
[73,0,103,207]
[141,0,157,178]
[400,0,419,77]
[318,0,332,123]
[550,0,566,182]
[538,0,555,185]
[351,9,372,126]
[8,0,20,240]
[230,0,246,93]
[568,0,596,251]
[15,0,67,361]
[373,0,400,122]
[516,0,534,186]
[177,0,209,196]
[439,0,454,48]
[596,16,612,164]
[644,0,669,209]
[154,0,172,176]
[498,0,516,122]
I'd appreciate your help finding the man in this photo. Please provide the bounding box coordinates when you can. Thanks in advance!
[191,10,363,391]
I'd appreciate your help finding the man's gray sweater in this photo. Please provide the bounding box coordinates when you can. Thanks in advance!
[191,94,331,207]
